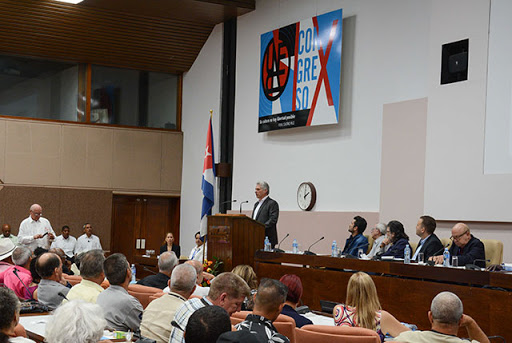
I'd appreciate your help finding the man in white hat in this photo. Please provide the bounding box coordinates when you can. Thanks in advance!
[0,239,16,283]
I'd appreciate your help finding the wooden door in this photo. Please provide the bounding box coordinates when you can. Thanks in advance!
[141,197,180,256]
[111,196,142,264]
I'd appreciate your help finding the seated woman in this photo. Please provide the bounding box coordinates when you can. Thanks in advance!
[0,287,35,343]
[160,232,181,257]
[189,232,206,262]
[333,272,409,341]
[279,274,313,328]
[232,264,258,310]
[380,220,409,259]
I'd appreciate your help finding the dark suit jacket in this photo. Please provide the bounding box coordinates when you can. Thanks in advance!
[252,197,279,247]
[159,244,181,257]
[415,233,444,261]
[382,238,409,258]
[448,235,486,267]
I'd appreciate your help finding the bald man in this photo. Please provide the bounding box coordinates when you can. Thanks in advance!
[430,223,485,268]
[18,204,55,251]
[1,224,18,246]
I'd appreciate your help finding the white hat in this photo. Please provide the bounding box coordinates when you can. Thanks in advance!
[0,239,16,261]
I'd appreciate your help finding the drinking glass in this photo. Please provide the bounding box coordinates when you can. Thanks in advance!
[418,252,425,264]
[452,256,458,267]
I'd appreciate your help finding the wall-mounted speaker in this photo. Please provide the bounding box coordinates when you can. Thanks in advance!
[441,39,469,85]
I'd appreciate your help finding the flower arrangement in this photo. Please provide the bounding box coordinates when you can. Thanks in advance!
[201,257,223,287]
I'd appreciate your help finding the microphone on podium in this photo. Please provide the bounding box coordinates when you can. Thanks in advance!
[220,199,237,205]
[465,259,490,271]
[274,233,290,253]
[239,200,249,213]
[304,236,324,255]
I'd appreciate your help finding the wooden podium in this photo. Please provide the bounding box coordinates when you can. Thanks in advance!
[207,214,265,271]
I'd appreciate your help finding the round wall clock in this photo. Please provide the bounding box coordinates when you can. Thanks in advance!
[297,182,317,211]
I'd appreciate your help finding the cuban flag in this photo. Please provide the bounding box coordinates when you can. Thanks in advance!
[200,114,216,237]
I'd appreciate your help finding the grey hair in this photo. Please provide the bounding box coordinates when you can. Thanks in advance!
[12,246,31,266]
[79,250,105,279]
[45,300,106,343]
[375,223,387,235]
[170,263,197,293]
[430,291,463,324]
[158,251,178,273]
[0,287,20,331]
[256,181,270,194]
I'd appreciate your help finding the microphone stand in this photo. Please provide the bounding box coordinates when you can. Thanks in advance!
[274,233,289,253]
[239,200,249,213]
[304,237,324,255]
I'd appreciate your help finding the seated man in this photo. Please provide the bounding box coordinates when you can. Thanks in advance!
[394,291,489,343]
[412,215,444,262]
[140,263,197,343]
[75,223,102,255]
[184,306,232,343]
[137,251,177,289]
[430,223,485,267]
[367,223,388,258]
[49,248,74,275]
[96,253,143,332]
[1,224,19,246]
[35,252,70,309]
[236,278,290,343]
[0,287,36,343]
[66,249,105,303]
[3,246,36,300]
[342,216,369,256]
[0,239,16,281]
[162,259,210,297]
[50,225,76,261]
[169,272,250,343]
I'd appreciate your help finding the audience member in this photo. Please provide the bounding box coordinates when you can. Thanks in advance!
[189,232,206,262]
[1,224,18,246]
[367,223,388,258]
[236,278,289,343]
[35,252,70,309]
[232,264,258,310]
[28,248,47,285]
[137,251,177,289]
[49,248,73,275]
[169,272,250,343]
[184,306,231,343]
[141,263,197,343]
[381,220,410,258]
[45,300,112,343]
[165,260,210,297]
[18,204,55,251]
[160,232,181,258]
[74,223,102,255]
[0,287,35,343]
[278,274,312,328]
[66,249,105,303]
[3,246,36,300]
[333,272,409,340]
[342,216,369,256]
[431,223,486,268]
[412,215,444,262]
[96,253,143,332]
[0,239,16,280]
[393,291,489,343]
[217,331,262,343]
[50,225,76,261]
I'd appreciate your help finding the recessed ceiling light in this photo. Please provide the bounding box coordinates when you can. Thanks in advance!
[54,0,84,4]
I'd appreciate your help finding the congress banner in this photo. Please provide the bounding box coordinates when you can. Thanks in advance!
[258,9,342,132]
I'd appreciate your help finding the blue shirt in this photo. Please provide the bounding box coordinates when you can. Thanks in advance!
[342,233,369,256]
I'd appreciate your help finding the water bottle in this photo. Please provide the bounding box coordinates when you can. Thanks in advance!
[331,240,337,257]
[264,236,271,251]
[130,264,136,282]
[443,248,451,267]
[292,239,299,254]
[404,244,411,264]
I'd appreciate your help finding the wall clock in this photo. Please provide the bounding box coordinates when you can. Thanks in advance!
[297,182,317,211]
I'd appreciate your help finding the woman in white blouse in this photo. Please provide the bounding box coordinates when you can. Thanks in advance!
[189,231,206,262]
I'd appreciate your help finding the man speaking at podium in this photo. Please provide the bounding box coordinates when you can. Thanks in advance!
[252,181,279,248]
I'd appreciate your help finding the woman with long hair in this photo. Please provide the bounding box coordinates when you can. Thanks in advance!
[159,232,181,257]
[333,272,409,341]
[380,220,410,258]
[232,264,258,310]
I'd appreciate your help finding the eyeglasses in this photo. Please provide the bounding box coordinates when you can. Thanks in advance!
[450,230,468,241]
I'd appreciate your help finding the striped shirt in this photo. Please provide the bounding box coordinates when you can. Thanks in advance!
[168,297,212,343]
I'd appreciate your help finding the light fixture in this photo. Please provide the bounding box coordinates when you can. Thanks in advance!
[54,0,84,4]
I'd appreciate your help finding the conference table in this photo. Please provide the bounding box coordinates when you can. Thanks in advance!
[254,251,512,341]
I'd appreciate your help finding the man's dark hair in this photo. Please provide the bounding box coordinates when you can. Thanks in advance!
[34,247,48,257]
[35,253,61,278]
[387,220,409,243]
[79,250,105,279]
[184,306,231,343]
[61,225,70,231]
[420,215,437,234]
[103,253,128,285]
[353,216,367,234]
[254,278,287,314]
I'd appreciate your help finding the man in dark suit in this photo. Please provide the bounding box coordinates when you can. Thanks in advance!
[412,215,444,262]
[252,181,279,248]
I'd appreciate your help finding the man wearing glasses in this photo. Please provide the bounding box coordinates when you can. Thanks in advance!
[430,223,485,267]
[18,203,55,251]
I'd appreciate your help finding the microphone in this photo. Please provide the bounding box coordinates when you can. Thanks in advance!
[426,242,452,266]
[220,199,237,205]
[304,236,324,255]
[239,200,249,213]
[58,292,69,301]
[274,233,289,253]
[142,266,158,275]
[465,259,491,271]
[13,268,33,299]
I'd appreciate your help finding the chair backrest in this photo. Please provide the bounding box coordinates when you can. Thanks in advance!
[365,235,373,254]
[409,241,418,255]
[230,316,243,326]
[275,314,296,343]
[481,239,504,266]
[296,325,380,343]
[231,310,251,320]
[440,237,451,248]
[63,274,82,286]
[148,292,165,304]
[127,284,163,309]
